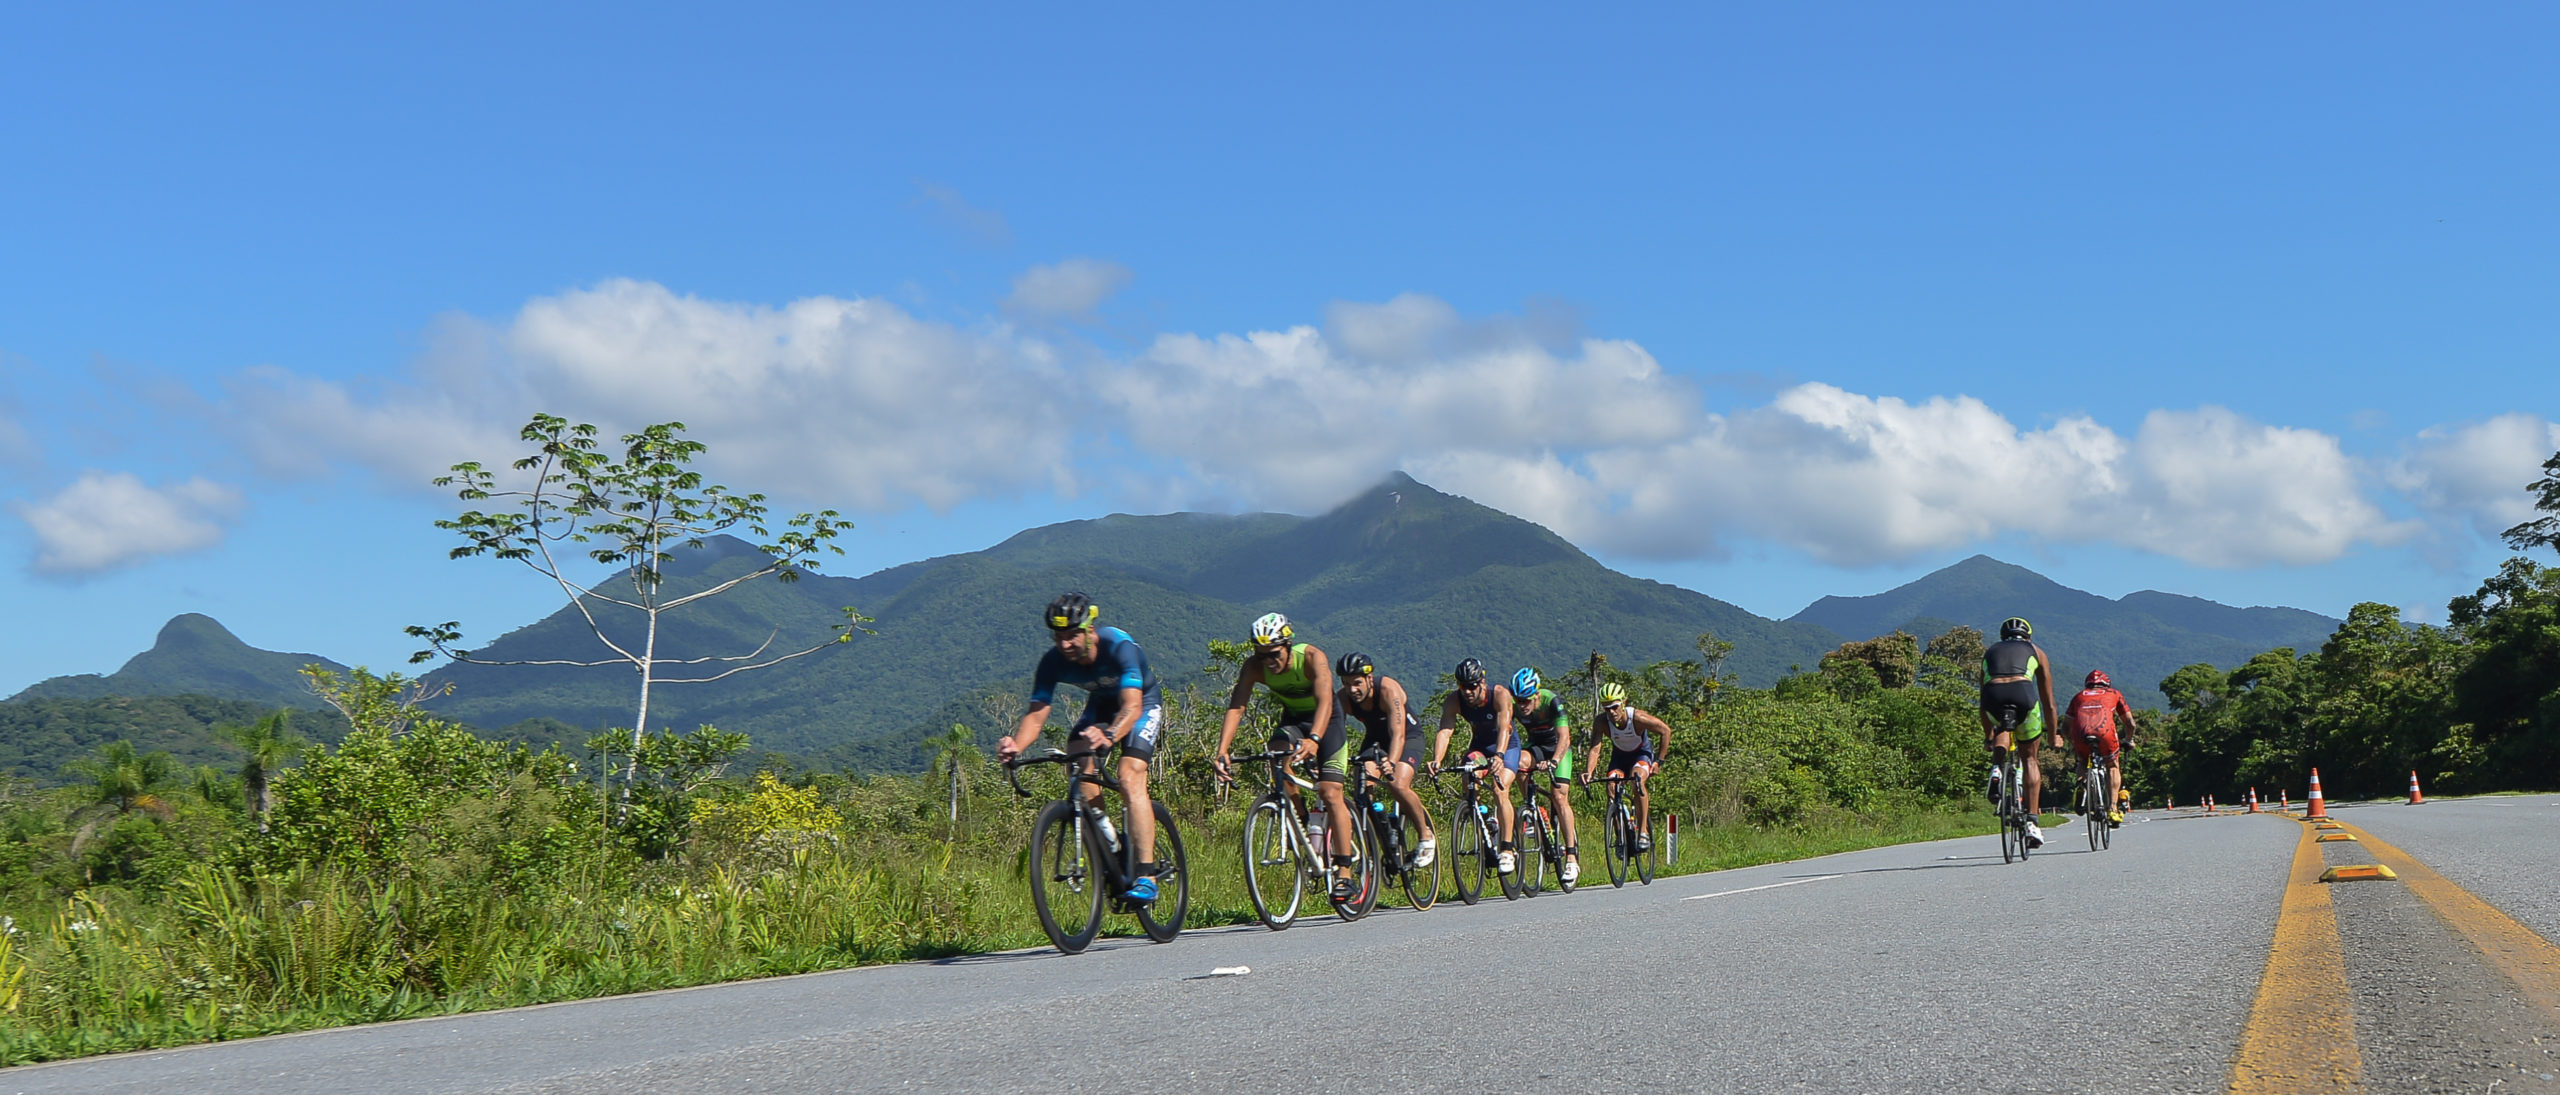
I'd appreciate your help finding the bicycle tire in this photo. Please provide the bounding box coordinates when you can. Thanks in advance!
[1517,800,1545,898]
[1550,804,1577,895]
[1602,793,1630,889]
[1449,797,1486,905]
[1998,762,2020,865]
[1243,796,1304,930]
[1401,803,1439,910]
[2084,767,2104,852]
[1335,812,1381,920]
[1027,800,1104,954]
[1637,809,1659,885]
[1136,800,1188,942]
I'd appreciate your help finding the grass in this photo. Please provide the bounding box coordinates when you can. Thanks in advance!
[0,796,2003,1066]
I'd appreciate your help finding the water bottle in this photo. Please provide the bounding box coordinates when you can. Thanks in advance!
[1307,811,1326,853]
[1094,811,1121,854]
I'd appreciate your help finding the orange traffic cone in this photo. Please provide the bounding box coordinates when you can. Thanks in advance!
[2205,794,2215,814]
[2281,789,2290,811]
[2407,771,2425,806]
[2305,769,2328,819]
[2248,787,2260,813]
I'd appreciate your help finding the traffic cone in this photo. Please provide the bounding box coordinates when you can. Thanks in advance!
[2281,789,2290,812]
[2407,771,2425,806]
[2248,788,2260,813]
[2305,769,2328,819]
[2205,794,2215,814]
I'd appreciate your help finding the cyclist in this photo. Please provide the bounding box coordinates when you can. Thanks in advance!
[1336,651,1436,868]
[2065,669,2142,827]
[1980,616,2061,849]
[1212,613,1356,900]
[1580,681,1669,852]
[996,592,1166,902]
[1509,668,1580,884]
[1430,657,1519,876]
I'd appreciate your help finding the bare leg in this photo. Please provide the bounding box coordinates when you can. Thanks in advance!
[1119,756,1155,864]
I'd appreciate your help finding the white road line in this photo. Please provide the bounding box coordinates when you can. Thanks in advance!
[1682,874,1843,901]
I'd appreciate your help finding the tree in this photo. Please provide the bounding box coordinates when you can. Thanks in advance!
[215,710,305,833]
[1825,631,1919,690]
[407,414,867,816]
[2501,449,2560,555]
[1922,626,1985,690]
[67,741,178,817]
[922,724,982,834]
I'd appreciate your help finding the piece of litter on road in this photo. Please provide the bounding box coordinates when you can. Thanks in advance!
[1208,966,1250,976]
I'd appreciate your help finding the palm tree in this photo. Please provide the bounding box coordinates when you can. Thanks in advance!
[215,711,305,833]
[922,724,982,837]
[67,740,179,817]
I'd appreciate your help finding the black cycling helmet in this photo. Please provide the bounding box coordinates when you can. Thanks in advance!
[1045,592,1098,632]
[1336,651,1374,678]
[1454,657,1487,687]
[1999,616,2033,641]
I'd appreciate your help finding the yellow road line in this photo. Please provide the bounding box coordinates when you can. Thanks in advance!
[2230,824,2363,1094]
[2332,819,2560,1019]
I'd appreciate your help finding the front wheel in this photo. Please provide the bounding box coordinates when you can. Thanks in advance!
[1637,810,1660,885]
[1602,798,1631,889]
[1334,811,1381,921]
[1400,804,1439,911]
[1516,802,1545,898]
[1449,799,1486,905]
[1028,800,1104,954]
[1136,801,1188,942]
[1243,797,1305,930]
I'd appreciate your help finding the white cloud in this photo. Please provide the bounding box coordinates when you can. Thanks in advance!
[2387,413,2560,539]
[222,279,1076,511]
[16,471,243,575]
[1002,259,1132,321]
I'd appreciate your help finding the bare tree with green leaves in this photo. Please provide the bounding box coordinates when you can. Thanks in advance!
[214,710,305,833]
[2503,449,2560,556]
[406,414,868,814]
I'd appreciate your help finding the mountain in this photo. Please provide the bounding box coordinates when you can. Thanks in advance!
[421,474,1847,764]
[1788,555,2342,709]
[9,614,348,709]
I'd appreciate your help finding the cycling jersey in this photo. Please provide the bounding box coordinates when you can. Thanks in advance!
[1979,638,2046,739]
[1339,683,1423,767]
[1513,689,1574,779]
[1257,643,1323,716]
[1983,639,2039,681]
[2067,685,2131,757]
[1455,685,1513,755]
[1603,707,1649,752]
[1032,626,1161,727]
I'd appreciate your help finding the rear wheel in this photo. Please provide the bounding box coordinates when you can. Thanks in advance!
[1243,797,1304,930]
[1333,811,1380,921]
[1136,801,1188,942]
[1027,800,1104,954]
[2084,771,2104,852]
[1449,798,1485,905]
[1637,809,1660,885]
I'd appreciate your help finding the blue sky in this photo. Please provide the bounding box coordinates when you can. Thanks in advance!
[3,4,2555,692]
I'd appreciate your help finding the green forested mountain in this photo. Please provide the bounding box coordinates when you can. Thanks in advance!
[1788,555,2341,710]
[422,475,1845,767]
[0,694,346,784]
[9,614,347,709]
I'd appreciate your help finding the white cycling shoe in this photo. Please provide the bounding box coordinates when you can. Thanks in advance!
[1496,850,1516,874]
[2022,820,2045,849]
[1561,859,1580,884]
[1414,838,1437,868]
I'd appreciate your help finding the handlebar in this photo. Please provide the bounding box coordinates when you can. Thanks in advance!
[1001,749,1071,798]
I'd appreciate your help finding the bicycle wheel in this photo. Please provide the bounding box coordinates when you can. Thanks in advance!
[1400,803,1439,910]
[1997,766,2020,865]
[2084,771,2104,852]
[1602,797,1630,889]
[1637,809,1659,885]
[1551,805,1577,895]
[1449,798,1485,905]
[1334,812,1381,920]
[1243,796,1305,930]
[1027,800,1104,954]
[1136,801,1188,942]
[1516,802,1545,898]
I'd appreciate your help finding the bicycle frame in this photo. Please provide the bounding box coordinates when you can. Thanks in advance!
[1007,750,1137,894]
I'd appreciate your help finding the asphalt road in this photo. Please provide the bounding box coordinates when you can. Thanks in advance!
[12,796,2557,1094]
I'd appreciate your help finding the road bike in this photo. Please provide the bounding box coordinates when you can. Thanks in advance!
[1513,759,1574,895]
[2077,737,2113,852]
[1004,749,1189,955]
[1236,747,1378,929]
[1990,706,2032,864]
[1352,746,1437,911]
[1433,756,1521,904]
[1585,772,1659,887]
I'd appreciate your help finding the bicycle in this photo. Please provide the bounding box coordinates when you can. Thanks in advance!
[1512,759,1573,896]
[1352,747,1437,911]
[2078,737,2113,852]
[1236,748,1377,929]
[1989,705,2032,864]
[1004,749,1189,955]
[1585,772,1659,887]
[1433,756,1521,904]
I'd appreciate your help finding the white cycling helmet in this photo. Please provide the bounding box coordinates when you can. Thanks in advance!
[1250,612,1293,646]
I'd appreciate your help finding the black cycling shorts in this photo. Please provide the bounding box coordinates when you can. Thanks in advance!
[1068,704,1162,763]
[1360,724,1424,769]
[1272,714,1348,784]
[1978,679,2044,740]
[1606,746,1655,775]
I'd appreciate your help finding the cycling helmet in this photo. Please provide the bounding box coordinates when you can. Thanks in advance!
[1336,651,1374,678]
[1512,667,1540,697]
[1599,682,1628,706]
[1454,657,1488,687]
[1249,612,1293,646]
[2085,669,2112,688]
[1044,592,1098,632]
[1999,617,2033,641]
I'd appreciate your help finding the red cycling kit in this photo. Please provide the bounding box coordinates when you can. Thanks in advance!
[2065,686,2132,758]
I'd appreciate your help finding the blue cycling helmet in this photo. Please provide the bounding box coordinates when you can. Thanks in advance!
[1512,667,1540,697]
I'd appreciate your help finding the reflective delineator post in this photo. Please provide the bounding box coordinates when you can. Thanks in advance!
[2306,768,2329,819]
[2408,771,2425,806]
[1667,812,1679,867]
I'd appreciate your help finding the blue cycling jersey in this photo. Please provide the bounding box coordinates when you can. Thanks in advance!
[1031,626,1162,725]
